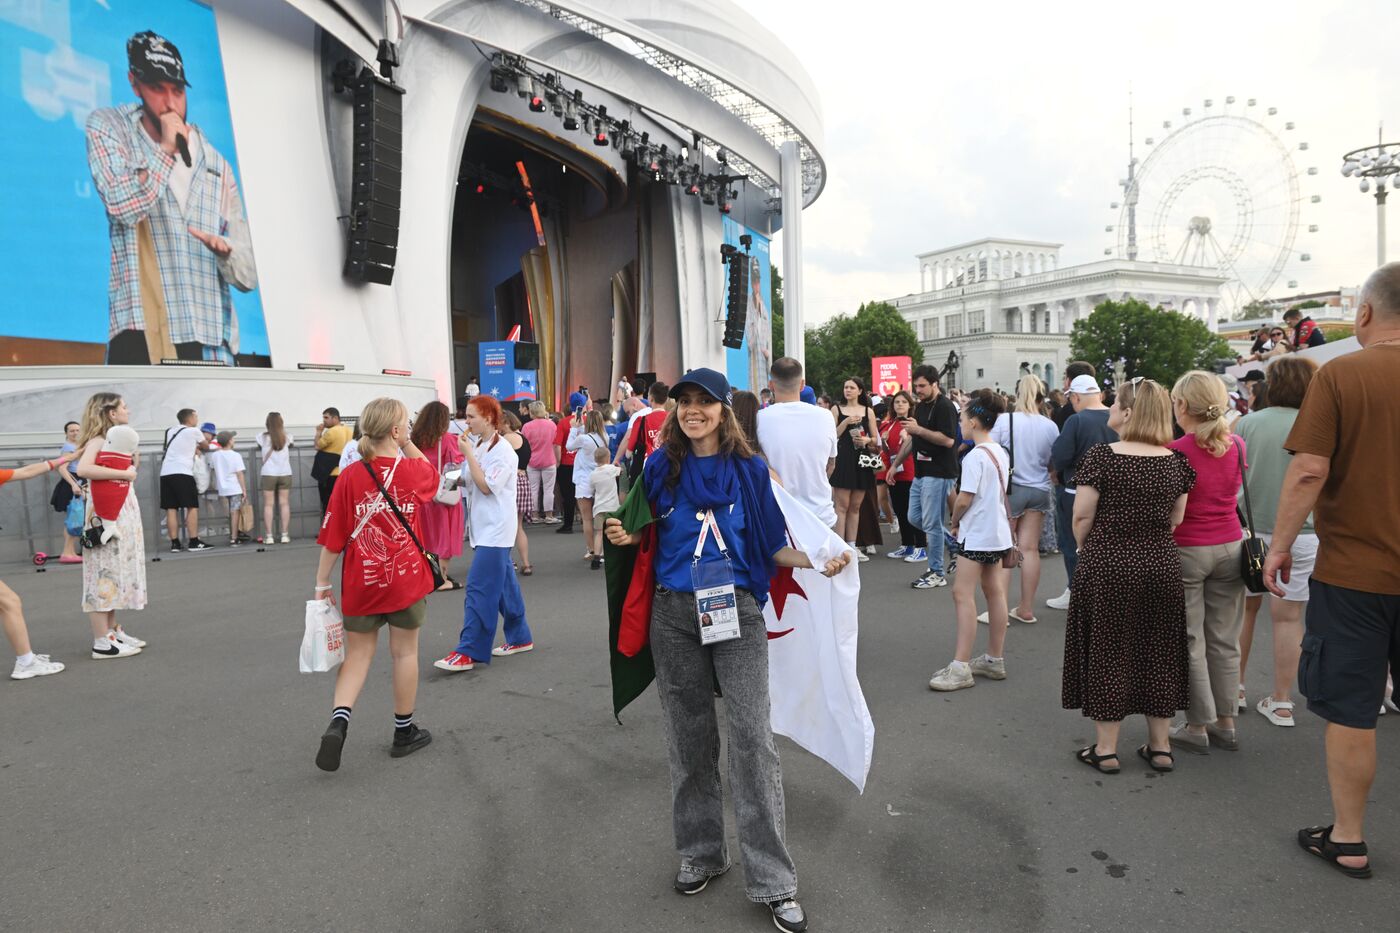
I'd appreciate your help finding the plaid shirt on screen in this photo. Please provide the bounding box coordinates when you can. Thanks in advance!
[85,103,257,356]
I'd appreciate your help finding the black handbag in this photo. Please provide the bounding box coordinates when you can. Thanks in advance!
[362,459,447,589]
[1236,440,1269,594]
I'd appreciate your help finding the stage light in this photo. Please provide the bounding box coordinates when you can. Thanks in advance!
[717,148,728,164]
[382,368,413,377]
[490,66,509,94]
[594,124,610,146]
[528,80,547,113]
[515,72,531,98]
[298,362,346,372]
[563,90,580,131]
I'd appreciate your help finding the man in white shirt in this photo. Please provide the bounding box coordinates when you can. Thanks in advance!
[160,407,211,551]
[756,357,838,528]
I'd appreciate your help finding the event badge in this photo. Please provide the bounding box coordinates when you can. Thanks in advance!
[692,509,741,645]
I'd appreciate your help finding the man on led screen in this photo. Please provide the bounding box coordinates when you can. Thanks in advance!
[85,30,257,365]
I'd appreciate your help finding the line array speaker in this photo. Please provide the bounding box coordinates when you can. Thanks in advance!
[721,246,750,349]
[345,70,405,285]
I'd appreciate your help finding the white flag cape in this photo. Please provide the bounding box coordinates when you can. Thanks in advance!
[764,484,875,792]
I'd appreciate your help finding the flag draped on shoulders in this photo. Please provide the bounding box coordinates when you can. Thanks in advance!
[601,471,875,792]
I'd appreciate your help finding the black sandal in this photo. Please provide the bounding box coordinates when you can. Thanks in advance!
[1076,745,1120,774]
[1137,745,1175,772]
[1298,825,1372,879]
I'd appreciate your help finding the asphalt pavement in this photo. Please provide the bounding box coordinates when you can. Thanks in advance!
[1,524,1397,932]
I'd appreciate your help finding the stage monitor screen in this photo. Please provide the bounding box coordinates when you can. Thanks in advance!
[514,342,540,371]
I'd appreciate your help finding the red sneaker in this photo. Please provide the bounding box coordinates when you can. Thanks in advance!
[491,642,534,657]
[433,652,475,672]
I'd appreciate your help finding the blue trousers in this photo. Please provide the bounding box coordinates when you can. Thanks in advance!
[454,546,531,662]
[907,476,957,574]
[1055,486,1079,589]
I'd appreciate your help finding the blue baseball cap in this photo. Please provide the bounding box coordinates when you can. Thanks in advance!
[669,368,733,406]
[568,392,588,411]
[799,385,817,405]
[200,421,216,435]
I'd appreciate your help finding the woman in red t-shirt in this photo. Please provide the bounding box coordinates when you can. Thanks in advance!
[881,391,925,559]
[3,455,77,680]
[311,398,438,772]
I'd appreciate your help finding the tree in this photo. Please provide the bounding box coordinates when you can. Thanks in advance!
[1235,300,1273,321]
[770,263,785,359]
[803,301,924,396]
[1069,298,1233,385]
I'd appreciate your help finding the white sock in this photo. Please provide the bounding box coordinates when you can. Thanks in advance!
[950,659,970,672]
[16,651,35,666]
[985,654,1003,663]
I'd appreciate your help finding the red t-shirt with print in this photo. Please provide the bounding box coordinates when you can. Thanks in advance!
[317,455,439,616]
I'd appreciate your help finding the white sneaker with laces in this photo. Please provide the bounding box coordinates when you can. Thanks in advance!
[280,533,291,544]
[855,550,870,563]
[113,629,146,649]
[12,655,65,680]
[903,547,927,563]
[885,546,911,560]
[969,655,1007,680]
[928,662,975,691]
[92,634,141,660]
[1046,588,1072,610]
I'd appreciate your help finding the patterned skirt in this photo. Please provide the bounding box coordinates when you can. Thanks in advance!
[516,470,531,516]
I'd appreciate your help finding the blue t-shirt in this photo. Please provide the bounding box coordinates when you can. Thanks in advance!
[61,441,80,476]
[605,421,629,458]
[653,454,786,596]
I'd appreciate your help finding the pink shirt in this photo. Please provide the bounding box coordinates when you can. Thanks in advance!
[521,418,557,469]
[1169,434,1246,547]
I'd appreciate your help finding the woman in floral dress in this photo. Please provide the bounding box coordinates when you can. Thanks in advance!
[75,393,147,659]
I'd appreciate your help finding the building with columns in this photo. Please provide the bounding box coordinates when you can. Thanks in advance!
[887,237,1228,391]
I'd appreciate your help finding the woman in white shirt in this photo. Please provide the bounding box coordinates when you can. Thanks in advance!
[566,409,608,562]
[434,395,533,672]
[988,375,1061,625]
[256,412,294,544]
[930,391,1014,692]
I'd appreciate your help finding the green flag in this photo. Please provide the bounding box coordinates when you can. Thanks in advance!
[602,479,658,721]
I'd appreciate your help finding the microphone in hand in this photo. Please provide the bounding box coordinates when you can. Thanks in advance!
[175,133,191,168]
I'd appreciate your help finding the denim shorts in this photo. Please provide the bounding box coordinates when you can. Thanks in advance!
[1298,579,1400,729]
[1006,482,1053,518]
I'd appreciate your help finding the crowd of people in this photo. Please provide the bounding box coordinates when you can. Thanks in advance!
[4,264,1399,927]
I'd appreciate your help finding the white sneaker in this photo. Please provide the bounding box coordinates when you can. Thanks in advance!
[977,610,990,625]
[113,628,146,649]
[92,634,141,660]
[969,655,1007,680]
[1046,589,1072,611]
[929,663,975,692]
[903,547,928,563]
[11,655,65,680]
[885,546,911,560]
[280,533,291,544]
[855,550,870,563]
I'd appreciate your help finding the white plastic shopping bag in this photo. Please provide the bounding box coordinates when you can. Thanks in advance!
[300,599,346,673]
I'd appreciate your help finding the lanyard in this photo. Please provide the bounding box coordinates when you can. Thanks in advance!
[692,508,731,562]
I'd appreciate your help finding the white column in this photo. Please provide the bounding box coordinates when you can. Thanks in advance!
[1205,297,1219,329]
[780,141,804,367]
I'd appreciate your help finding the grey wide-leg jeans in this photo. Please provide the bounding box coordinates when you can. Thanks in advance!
[650,586,797,904]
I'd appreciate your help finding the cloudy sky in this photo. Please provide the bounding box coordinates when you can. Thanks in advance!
[753,0,1398,325]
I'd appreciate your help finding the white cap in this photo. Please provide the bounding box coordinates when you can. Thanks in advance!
[1068,374,1102,395]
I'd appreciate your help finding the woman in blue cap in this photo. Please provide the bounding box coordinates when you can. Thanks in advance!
[605,368,848,933]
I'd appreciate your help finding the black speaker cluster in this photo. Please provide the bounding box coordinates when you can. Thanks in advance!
[721,243,750,350]
[344,67,404,285]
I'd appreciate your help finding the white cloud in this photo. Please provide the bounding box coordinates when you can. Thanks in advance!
[757,0,1398,325]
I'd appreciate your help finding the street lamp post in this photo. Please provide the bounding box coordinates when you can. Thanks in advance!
[1340,126,1400,266]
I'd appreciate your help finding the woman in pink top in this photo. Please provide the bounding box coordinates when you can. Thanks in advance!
[411,402,465,590]
[521,403,559,523]
[1167,371,1247,753]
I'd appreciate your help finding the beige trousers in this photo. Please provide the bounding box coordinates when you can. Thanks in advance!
[1180,541,1246,725]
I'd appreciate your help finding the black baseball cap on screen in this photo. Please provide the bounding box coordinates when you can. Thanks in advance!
[128,31,191,87]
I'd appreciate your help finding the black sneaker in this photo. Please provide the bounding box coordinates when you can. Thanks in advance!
[590,557,602,570]
[390,724,432,758]
[170,540,183,553]
[555,525,573,534]
[768,899,808,933]
[187,539,211,551]
[674,865,726,895]
[316,720,348,772]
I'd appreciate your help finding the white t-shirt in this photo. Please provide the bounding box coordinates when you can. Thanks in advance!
[756,401,839,527]
[958,443,1013,551]
[256,432,294,476]
[989,412,1061,491]
[209,448,246,497]
[168,128,202,213]
[567,428,607,487]
[161,424,202,477]
[338,443,363,472]
[466,434,518,548]
[590,464,622,515]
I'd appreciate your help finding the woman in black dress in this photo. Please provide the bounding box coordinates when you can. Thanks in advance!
[1062,378,1196,774]
[830,376,881,552]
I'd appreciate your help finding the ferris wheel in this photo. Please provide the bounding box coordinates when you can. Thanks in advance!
[1108,98,1317,312]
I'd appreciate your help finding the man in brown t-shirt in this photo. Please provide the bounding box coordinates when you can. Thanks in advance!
[1267,261,1400,879]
